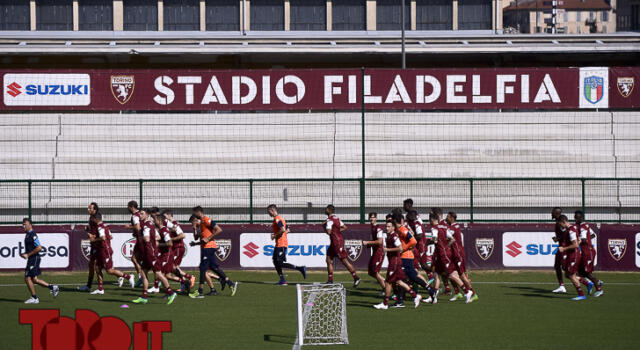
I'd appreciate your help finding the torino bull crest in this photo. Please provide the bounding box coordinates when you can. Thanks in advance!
[344,240,363,262]
[110,75,135,104]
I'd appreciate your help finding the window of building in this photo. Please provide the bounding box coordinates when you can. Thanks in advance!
[458,0,491,30]
[603,24,607,33]
[332,0,365,30]
[290,0,325,30]
[589,11,594,21]
[250,0,283,31]
[416,0,452,30]
[563,10,568,23]
[124,0,158,31]
[376,0,410,30]
[36,0,73,30]
[577,11,581,22]
[164,0,199,30]
[602,10,608,22]
[0,0,30,30]
[206,0,239,31]
[79,0,113,31]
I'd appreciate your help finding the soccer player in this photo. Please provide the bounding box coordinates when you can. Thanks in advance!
[267,204,306,285]
[430,207,452,295]
[446,211,477,302]
[89,213,135,294]
[429,213,473,304]
[574,211,603,297]
[323,205,360,286]
[77,202,103,292]
[406,210,431,281]
[550,207,568,293]
[189,206,238,298]
[362,212,385,291]
[132,209,177,305]
[20,218,59,304]
[556,215,586,301]
[374,220,423,310]
[392,213,434,304]
[403,199,423,224]
[125,200,144,288]
[162,210,196,293]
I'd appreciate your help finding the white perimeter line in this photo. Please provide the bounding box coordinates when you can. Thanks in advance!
[0,281,639,287]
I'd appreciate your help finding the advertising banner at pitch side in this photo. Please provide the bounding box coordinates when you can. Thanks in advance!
[0,233,70,269]
[2,67,638,111]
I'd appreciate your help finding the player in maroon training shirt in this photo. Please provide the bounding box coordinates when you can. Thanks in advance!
[429,213,472,304]
[430,207,453,295]
[550,207,568,293]
[162,210,195,293]
[557,215,586,300]
[88,213,135,294]
[406,210,431,279]
[446,211,477,302]
[125,200,144,287]
[323,205,360,286]
[373,221,422,310]
[77,202,103,292]
[132,209,177,305]
[573,211,603,297]
[362,212,385,291]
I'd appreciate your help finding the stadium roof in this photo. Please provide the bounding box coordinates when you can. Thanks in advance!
[0,31,638,55]
[503,0,612,11]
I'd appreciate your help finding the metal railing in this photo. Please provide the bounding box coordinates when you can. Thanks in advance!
[1,178,638,225]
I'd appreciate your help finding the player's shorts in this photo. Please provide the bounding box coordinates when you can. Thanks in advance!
[133,242,144,262]
[579,246,595,273]
[327,236,347,259]
[415,239,429,266]
[368,249,385,275]
[89,243,98,260]
[563,250,581,275]
[434,254,455,275]
[554,249,565,270]
[25,256,41,278]
[171,245,186,266]
[402,258,420,282]
[273,246,288,265]
[453,254,466,275]
[200,248,219,271]
[385,256,406,283]
[154,252,174,274]
[140,246,156,271]
[96,248,113,270]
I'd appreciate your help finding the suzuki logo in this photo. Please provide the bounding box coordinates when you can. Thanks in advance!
[7,82,22,97]
[506,241,522,257]
[243,242,259,258]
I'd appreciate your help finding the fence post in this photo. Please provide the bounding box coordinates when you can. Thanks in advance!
[28,180,32,220]
[581,178,586,217]
[138,180,143,208]
[249,179,254,224]
[469,179,474,223]
[360,67,366,224]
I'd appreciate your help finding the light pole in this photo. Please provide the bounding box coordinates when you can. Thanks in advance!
[401,0,406,69]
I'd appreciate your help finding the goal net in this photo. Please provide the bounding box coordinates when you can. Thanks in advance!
[294,283,348,348]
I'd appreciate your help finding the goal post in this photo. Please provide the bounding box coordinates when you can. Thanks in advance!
[294,283,348,348]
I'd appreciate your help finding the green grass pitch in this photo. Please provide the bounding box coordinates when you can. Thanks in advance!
[1,270,639,349]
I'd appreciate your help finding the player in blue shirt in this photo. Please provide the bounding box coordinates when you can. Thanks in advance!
[21,218,59,304]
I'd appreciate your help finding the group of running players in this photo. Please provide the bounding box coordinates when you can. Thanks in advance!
[361,199,478,309]
[550,208,604,300]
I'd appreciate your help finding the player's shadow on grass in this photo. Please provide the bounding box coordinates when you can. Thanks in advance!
[89,298,134,303]
[0,297,28,302]
[263,334,296,345]
[504,286,561,299]
[347,300,380,308]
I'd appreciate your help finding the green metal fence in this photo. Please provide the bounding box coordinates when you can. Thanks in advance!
[1,178,638,225]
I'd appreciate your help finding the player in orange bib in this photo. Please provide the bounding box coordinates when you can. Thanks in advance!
[267,205,306,285]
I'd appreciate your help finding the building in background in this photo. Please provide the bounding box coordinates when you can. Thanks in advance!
[503,0,615,34]
[617,0,640,31]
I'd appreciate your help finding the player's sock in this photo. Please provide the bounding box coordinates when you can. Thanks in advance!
[383,296,389,306]
[123,273,131,280]
[580,279,590,287]
[576,286,585,296]
[154,280,159,289]
[595,284,602,291]
[327,273,333,282]
[142,291,148,299]
[226,279,234,287]
[461,285,469,294]
[351,272,359,280]
[556,268,564,285]
[32,294,38,299]
[427,272,434,280]
[48,285,53,290]
[454,285,460,294]
[408,289,417,298]
[98,283,103,291]
[166,287,174,295]
[198,287,203,295]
